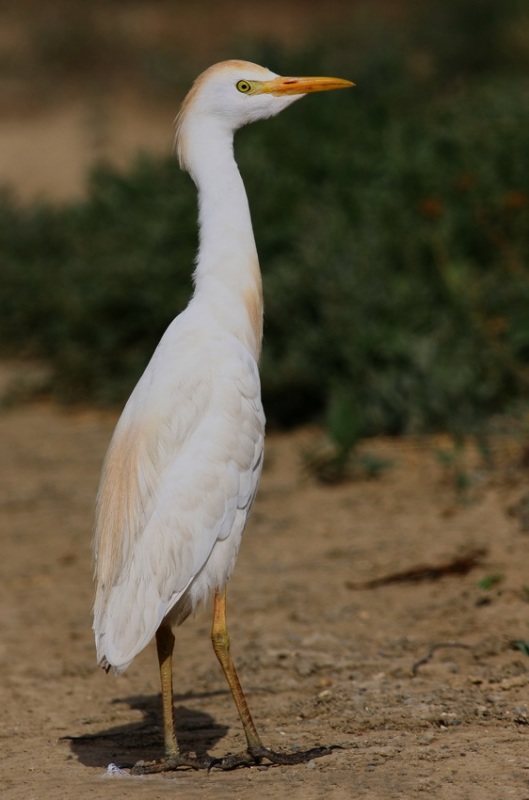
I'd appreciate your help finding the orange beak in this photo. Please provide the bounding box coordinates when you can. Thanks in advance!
[260,75,355,96]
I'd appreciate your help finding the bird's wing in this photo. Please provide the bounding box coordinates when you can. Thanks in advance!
[93,329,264,672]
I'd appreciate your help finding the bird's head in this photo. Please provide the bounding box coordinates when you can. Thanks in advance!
[175,60,353,172]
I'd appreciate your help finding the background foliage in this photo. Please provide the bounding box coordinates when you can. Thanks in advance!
[0,0,528,436]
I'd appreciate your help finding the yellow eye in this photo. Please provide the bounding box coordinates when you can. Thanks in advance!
[236,79,253,94]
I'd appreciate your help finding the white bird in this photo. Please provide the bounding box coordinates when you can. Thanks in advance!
[93,59,353,772]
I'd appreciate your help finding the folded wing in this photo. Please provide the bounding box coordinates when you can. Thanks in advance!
[93,333,264,673]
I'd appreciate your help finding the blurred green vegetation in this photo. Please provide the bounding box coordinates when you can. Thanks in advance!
[0,0,528,438]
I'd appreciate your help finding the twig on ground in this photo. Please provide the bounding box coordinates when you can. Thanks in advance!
[346,547,487,590]
[411,642,473,677]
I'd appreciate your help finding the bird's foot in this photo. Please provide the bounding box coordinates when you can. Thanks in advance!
[131,752,214,774]
[212,742,339,771]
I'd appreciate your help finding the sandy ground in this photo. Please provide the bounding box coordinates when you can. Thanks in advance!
[1,393,529,800]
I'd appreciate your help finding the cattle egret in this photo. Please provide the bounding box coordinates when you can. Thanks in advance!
[93,59,353,772]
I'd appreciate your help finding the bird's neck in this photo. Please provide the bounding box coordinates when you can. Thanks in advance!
[186,122,263,361]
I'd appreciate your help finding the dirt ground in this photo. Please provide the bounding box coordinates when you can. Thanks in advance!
[1,389,529,800]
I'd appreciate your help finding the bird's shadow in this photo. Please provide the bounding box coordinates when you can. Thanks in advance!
[67,692,230,769]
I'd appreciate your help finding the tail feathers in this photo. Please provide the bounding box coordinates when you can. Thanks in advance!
[93,576,194,675]
[96,630,137,676]
[94,585,165,676]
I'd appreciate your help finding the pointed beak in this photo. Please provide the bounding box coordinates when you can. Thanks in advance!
[260,75,355,96]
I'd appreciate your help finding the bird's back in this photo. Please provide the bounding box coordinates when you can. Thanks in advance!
[93,306,265,673]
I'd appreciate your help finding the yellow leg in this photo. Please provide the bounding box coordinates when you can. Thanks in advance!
[211,589,263,753]
[210,588,334,769]
[132,623,213,773]
[155,624,179,759]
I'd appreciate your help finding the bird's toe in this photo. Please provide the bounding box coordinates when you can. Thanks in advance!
[131,752,215,774]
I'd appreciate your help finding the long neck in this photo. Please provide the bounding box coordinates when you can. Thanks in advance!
[184,120,263,361]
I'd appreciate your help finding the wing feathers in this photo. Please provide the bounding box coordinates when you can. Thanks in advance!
[93,337,264,671]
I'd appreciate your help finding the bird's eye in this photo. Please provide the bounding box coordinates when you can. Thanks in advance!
[236,80,253,94]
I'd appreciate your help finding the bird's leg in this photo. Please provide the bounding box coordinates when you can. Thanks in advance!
[211,589,262,752]
[131,623,213,773]
[157,623,179,760]
[211,589,335,770]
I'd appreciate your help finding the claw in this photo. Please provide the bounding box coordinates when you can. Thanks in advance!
[131,752,215,774]
[208,742,337,771]
[251,743,336,766]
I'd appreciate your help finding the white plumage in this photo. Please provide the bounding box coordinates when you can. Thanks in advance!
[93,59,352,771]
[94,320,264,671]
